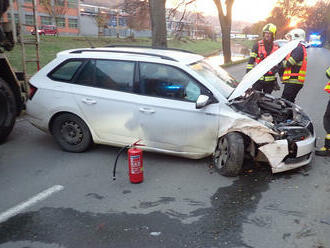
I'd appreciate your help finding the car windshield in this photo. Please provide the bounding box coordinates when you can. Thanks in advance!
[189,60,238,98]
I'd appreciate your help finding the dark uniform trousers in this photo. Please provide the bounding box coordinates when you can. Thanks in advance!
[324,99,330,148]
[281,84,303,103]
[252,80,275,94]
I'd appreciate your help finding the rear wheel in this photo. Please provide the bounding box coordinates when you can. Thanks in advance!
[51,113,92,152]
[214,132,245,177]
[0,78,17,143]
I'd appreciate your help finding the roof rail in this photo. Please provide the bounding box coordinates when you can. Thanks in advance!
[105,45,197,54]
[70,49,178,62]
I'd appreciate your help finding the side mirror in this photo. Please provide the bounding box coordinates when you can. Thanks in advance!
[196,95,210,109]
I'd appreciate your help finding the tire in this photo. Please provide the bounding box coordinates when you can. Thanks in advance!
[51,113,92,152]
[214,132,245,177]
[0,78,17,143]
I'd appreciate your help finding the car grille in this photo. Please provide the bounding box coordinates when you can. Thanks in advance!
[284,153,311,164]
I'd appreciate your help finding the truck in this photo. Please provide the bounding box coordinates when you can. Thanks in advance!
[0,0,38,143]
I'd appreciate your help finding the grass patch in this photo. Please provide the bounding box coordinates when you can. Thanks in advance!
[4,36,222,75]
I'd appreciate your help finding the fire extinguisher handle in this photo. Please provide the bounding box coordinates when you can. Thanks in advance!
[132,139,145,147]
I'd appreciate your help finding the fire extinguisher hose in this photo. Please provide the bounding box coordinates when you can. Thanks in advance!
[113,145,130,180]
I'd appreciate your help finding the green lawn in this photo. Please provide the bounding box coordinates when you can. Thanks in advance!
[4,36,223,75]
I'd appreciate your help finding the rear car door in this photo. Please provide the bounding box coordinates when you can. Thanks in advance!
[136,62,220,155]
[71,59,141,144]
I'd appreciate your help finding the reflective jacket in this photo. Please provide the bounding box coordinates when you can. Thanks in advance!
[282,43,307,84]
[325,66,330,93]
[246,40,279,82]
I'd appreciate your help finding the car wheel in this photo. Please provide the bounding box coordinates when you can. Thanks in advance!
[51,113,92,152]
[0,78,17,143]
[214,132,244,177]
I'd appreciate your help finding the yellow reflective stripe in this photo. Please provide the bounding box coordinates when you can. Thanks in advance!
[325,83,330,91]
[283,60,288,67]
[326,67,330,77]
[264,76,276,81]
[288,56,296,65]
[259,76,264,80]
[282,79,304,84]
[297,61,303,66]
[246,64,253,69]
[326,134,330,140]
[250,52,257,58]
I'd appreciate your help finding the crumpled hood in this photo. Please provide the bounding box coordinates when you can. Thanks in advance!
[228,40,300,101]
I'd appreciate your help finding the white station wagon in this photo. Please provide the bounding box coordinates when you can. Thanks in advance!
[27,42,315,176]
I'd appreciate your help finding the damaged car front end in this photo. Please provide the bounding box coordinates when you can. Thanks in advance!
[229,91,315,173]
[199,39,315,176]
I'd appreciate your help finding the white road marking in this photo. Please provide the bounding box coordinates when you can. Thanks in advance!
[0,185,64,223]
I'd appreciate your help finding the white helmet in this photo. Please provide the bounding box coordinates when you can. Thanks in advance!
[285,28,306,41]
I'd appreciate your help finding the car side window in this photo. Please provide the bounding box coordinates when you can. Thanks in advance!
[139,62,201,102]
[49,60,83,81]
[95,60,135,92]
[75,60,96,87]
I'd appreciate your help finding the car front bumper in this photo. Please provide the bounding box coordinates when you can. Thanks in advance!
[258,135,315,173]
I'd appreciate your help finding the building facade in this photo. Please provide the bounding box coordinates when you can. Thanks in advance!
[4,0,80,35]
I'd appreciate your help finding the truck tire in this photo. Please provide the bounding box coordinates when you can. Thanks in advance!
[0,78,17,143]
[214,132,245,177]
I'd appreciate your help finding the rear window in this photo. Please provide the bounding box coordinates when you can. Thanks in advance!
[49,60,83,81]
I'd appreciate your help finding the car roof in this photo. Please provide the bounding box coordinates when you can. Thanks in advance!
[57,46,204,65]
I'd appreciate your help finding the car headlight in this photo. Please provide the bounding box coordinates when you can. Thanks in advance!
[276,126,310,141]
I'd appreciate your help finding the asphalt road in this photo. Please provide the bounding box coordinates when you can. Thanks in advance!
[0,47,330,248]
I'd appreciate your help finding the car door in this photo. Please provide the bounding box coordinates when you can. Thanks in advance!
[71,59,141,144]
[136,62,220,155]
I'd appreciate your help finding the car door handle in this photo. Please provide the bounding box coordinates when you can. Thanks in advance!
[139,107,155,114]
[81,98,97,105]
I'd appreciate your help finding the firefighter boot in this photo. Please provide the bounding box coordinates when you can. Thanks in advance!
[315,147,330,157]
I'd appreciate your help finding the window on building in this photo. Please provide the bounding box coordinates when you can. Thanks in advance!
[25,15,34,26]
[67,0,77,8]
[68,18,78,28]
[56,17,66,28]
[25,0,32,3]
[41,16,52,25]
[7,13,19,24]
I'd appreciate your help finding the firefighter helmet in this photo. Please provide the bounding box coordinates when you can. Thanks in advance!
[262,23,277,38]
[285,28,306,41]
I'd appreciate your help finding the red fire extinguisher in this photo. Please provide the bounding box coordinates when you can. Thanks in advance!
[113,140,144,183]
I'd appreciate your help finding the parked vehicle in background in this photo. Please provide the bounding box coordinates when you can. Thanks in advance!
[309,34,322,47]
[26,43,315,177]
[31,25,58,36]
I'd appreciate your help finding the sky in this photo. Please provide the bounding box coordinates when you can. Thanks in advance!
[167,0,321,23]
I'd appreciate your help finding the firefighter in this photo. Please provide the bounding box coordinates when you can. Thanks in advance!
[280,28,307,103]
[246,23,279,94]
[315,66,330,157]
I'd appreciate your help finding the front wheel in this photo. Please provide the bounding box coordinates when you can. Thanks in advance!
[214,132,245,177]
[0,78,17,143]
[51,113,92,152]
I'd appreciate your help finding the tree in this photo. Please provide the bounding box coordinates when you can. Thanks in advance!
[119,0,150,32]
[94,10,108,37]
[40,0,69,35]
[149,0,167,48]
[303,0,330,41]
[213,0,234,64]
[167,0,197,40]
